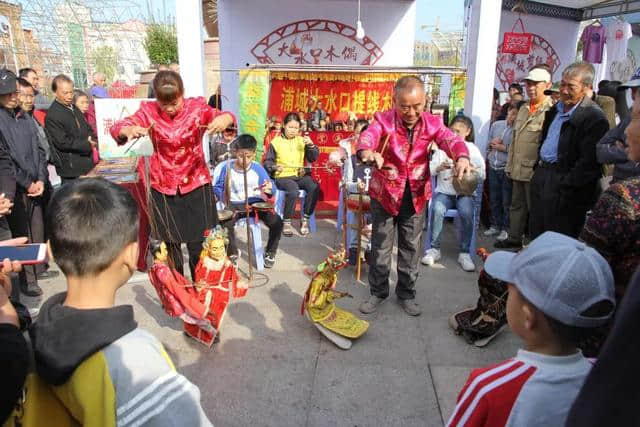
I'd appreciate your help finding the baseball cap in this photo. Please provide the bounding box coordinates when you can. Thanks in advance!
[619,67,640,90]
[0,69,17,95]
[484,231,615,328]
[523,68,551,83]
[544,81,560,95]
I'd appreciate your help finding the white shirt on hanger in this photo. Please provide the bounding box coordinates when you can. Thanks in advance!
[606,20,632,63]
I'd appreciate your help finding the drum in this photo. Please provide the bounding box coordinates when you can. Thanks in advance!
[346,194,371,212]
[251,202,275,211]
[218,209,233,222]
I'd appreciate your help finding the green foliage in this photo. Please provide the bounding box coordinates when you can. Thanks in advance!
[144,24,178,66]
[91,45,118,83]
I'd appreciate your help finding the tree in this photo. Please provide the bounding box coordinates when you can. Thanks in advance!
[144,24,178,66]
[91,45,118,83]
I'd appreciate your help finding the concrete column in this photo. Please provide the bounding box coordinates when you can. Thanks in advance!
[176,0,206,97]
[463,0,501,156]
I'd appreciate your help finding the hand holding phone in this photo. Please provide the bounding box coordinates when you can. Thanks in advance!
[0,243,47,265]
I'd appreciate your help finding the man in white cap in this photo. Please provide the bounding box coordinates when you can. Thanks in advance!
[497,65,553,249]
[596,68,640,182]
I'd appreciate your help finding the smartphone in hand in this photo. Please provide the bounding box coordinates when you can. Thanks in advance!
[0,244,47,265]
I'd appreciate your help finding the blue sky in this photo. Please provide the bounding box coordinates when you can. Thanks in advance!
[414,0,465,42]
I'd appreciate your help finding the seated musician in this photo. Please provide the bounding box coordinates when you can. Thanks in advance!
[263,112,320,237]
[214,134,283,269]
[330,119,373,264]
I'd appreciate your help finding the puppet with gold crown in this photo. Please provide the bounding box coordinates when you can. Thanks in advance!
[301,246,369,349]
[183,226,245,347]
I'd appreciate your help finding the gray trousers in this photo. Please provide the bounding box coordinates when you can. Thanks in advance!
[368,183,425,300]
[507,180,531,242]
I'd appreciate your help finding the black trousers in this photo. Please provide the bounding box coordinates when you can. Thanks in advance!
[222,207,283,256]
[7,190,46,286]
[368,182,425,300]
[275,175,319,220]
[529,165,591,240]
[166,241,202,282]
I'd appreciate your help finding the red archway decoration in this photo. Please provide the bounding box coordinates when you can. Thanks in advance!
[250,19,384,66]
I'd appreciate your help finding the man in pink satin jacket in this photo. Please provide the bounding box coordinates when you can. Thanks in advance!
[357,76,471,316]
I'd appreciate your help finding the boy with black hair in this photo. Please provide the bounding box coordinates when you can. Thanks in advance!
[214,134,283,268]
[30,178,212,426]
[447,232,615,427]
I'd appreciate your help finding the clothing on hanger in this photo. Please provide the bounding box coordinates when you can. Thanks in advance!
[582,23,607,63]
[606,19,632,64]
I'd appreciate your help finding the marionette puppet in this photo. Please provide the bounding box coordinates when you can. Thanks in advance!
[147,240,215,333]
[184,226,245,347]
[301,246,369,350]
[449,248,508,347]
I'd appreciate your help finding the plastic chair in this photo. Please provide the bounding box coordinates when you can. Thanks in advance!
[274,189,317,233]
[423,176,482,261]
[211,160,265,271]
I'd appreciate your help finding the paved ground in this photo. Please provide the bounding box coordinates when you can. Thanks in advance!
[24,219,520,427]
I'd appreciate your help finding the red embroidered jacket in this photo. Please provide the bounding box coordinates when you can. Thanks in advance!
[356,110,469,216]
[110,97,235,195]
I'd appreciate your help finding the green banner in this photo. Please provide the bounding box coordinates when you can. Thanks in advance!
[448,73,466,121]
[238,69,270,160]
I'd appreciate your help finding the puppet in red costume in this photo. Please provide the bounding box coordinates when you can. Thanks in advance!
[184,226,245,347]
[147,239,215,333]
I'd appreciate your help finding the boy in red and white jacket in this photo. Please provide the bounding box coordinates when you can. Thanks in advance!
[447,232,615,427]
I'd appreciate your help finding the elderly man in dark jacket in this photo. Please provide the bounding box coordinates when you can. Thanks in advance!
[44,74,95,184]
[530,62,610,239]
[0,69,50,297]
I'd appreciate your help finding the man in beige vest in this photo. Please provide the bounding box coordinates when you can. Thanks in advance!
[495,66,553,249]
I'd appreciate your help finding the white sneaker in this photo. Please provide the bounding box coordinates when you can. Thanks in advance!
[421,248,441,266]
[458,253,475,272]
[483,226,499,236]
[496,230,509,241]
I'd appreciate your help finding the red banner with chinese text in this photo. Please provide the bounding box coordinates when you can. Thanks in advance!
[307,131,348,202]
[268,79,394,120]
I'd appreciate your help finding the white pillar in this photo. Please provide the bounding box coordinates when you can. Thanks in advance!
[176,0,206,97]
[464,0,501,157]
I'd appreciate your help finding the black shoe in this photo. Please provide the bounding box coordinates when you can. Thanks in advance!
[264,252,275,268]
[37,270,60,280]
[21,282,43,297]
[494,239,522,249]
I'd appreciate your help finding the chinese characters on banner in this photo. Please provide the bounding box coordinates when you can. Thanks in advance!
[251,19,384,66]
[268,79,395,120]
[238,69,271,160]
[308,131,347,202]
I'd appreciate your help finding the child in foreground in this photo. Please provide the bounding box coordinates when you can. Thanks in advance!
[447,231,615,427]
[30,178,213,426]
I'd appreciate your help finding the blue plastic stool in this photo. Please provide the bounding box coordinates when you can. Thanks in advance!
[274,189,317,233]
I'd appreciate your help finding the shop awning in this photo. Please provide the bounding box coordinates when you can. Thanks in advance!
[501,0,640,21]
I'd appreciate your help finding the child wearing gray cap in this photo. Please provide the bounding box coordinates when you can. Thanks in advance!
[447,232,615,427]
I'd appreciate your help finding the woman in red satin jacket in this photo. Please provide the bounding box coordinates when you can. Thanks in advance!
[111,71,235,280]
